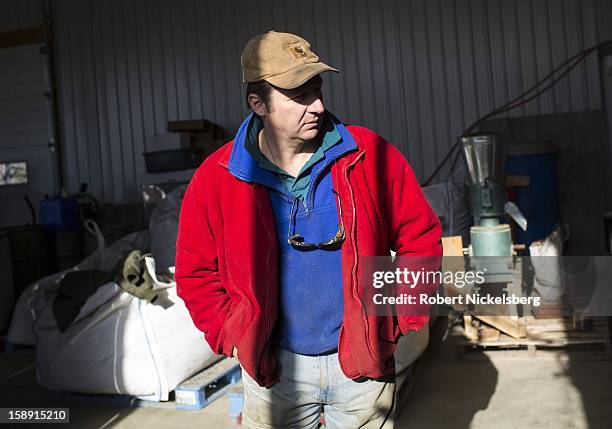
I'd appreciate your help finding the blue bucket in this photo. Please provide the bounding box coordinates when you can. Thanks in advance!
[39,197,81,231]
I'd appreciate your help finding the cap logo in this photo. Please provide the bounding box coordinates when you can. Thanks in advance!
[289,45,307,59]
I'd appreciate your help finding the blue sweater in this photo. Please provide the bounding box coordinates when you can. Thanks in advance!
[227,112,357,354]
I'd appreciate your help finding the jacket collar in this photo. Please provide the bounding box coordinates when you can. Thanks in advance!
[220,112,361,185]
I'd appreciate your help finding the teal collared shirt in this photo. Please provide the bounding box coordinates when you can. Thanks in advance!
[244,112,342,201]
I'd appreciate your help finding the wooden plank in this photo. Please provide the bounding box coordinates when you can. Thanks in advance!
[525,316,608,333]
[442,236,469,311]
[0,28,45,49]
[476,315,527,339]
[505,174,530,187]
[463,315,478,341]
[462,336,609,347]
[459,315,610,349]
[442,236,464,256]
[529,331,607,341]
[527,344,537,356]
[479,326,501,341]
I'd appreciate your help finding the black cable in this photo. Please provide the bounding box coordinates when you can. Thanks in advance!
[422,39,612,186]
[24,195,36,224]
[463,46,594,135]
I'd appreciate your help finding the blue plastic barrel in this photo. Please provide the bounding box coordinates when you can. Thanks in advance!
[505,142,559,248]
[39,197,81,231]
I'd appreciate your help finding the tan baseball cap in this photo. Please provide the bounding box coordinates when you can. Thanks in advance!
[241,31,339,90]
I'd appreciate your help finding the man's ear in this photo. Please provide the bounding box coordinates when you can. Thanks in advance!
[248,94,267,117]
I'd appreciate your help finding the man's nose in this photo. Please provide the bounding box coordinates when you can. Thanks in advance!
[309,97,324,115]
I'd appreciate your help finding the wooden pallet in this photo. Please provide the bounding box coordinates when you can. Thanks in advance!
[457,316,612,358]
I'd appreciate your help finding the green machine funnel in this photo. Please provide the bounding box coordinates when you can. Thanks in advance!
[460,134,512,258]
[460,134,528,316]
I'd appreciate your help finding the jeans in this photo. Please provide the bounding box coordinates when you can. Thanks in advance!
[241,349,396,429]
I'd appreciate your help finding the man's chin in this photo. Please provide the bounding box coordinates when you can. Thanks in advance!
[301,128,321,142]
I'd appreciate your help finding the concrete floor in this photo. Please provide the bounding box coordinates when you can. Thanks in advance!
[2,320,611,429]
[398,322,612,429]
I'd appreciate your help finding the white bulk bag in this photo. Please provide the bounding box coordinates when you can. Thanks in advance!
[8,230,219,401]
[7,231,150,346]
[148,185,186,273]
[35,284,219,401]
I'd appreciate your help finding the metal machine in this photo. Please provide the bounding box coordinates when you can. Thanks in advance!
[460,134,528,315]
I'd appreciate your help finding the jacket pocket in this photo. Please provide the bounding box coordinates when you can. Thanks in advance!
[222,301,245,354]
[377,316,400,345]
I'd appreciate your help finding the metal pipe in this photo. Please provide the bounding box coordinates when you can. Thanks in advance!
[42,0,63,195]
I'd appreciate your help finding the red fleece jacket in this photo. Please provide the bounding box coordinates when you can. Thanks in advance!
[175,125,442,387]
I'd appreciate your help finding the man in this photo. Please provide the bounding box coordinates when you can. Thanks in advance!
[176,31,441,428]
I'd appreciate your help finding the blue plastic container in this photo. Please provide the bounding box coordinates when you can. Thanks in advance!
[505,142,559,248]
[39,197,81,231]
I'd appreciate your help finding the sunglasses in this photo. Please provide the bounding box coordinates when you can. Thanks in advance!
[287,193,345,250]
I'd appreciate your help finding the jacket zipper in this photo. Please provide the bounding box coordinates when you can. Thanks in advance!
[253,189,275,384]
[338,151,370,376]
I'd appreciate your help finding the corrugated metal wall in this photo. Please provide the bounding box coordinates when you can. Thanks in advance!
[0,0,43,32]
[0,1,52,227]
[0,45,54,227]
[48,0,612,202]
